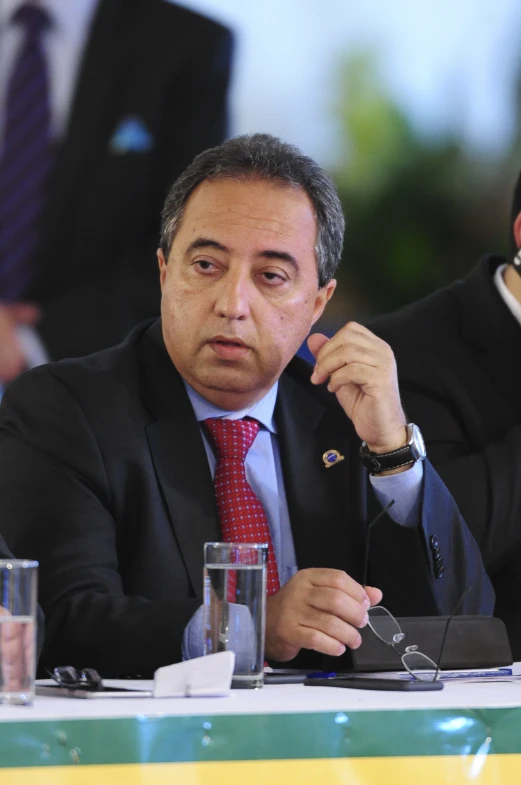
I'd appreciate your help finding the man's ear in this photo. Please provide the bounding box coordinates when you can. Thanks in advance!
[311,279,337,327]
[157,248,167,290]
[513,212,521,250]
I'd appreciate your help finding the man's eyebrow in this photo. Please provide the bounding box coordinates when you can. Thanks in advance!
[186,238,229,253]
[259,250,299,269]
[186,238,299,269]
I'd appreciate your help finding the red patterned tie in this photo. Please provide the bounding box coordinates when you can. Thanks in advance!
[203,417,280,596]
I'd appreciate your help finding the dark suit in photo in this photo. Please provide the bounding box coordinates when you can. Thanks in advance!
[25,0,233,360]
[369,255,521,656]
[0,320,493,677]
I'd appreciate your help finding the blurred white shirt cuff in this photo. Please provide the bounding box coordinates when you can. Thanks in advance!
[369,460,423,527]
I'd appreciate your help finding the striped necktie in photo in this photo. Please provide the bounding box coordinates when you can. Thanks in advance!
[0,3,52,301]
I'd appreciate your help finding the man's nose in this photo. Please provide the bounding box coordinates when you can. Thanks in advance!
[214,271,252,319]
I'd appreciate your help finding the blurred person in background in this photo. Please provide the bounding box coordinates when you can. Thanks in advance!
[0,0,233,382]
[369,171,521,659]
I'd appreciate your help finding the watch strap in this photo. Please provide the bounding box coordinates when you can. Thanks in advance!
[360,443,417,474]
[360,424,425,474]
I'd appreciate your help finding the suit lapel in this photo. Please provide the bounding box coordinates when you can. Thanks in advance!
[138,322,220,598]
[276,365,365,581]
[35,0,143,292]
[137,331,367,593]
[458,255,521,416]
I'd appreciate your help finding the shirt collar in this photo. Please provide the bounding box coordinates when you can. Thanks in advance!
[183,380,278,434]
[494,263,521,328]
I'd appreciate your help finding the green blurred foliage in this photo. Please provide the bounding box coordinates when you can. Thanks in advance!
[326,50,515,324]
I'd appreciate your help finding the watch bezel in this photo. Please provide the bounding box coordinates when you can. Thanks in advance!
[408,423,426,461]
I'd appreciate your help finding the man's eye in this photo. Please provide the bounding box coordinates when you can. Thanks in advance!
[262,271,285,284]
[195,260,216,272]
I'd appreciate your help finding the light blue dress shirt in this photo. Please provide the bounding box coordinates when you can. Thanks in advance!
[182,380,424,659]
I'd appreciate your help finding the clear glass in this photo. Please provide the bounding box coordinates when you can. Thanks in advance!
[203,542,267,689]
[0,559,38,705]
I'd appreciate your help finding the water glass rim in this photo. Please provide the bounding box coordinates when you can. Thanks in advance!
[204,542,268,566]
[0,559,38,569]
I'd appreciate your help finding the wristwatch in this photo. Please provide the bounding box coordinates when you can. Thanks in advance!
[359,423,426,474]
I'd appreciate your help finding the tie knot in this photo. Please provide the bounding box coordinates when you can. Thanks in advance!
[204,418,260,461]
[13,4,52,34]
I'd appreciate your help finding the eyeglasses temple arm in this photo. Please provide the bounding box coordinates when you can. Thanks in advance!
[433,585,471,681]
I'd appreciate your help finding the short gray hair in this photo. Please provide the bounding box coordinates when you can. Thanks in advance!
[159,133,344,287]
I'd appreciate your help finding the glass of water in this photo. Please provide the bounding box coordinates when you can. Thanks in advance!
[203,542,267,689]
[0,559,38,705]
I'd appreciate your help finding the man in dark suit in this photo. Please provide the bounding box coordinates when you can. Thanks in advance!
[369,178,521,657]
[0,134,492,677]
[0,0,233,378]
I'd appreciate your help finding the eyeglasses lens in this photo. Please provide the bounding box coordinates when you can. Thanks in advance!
[368,606,403,644]
[402,651,438,681]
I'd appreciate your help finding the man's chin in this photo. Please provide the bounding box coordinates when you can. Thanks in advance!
[189,368,274,409]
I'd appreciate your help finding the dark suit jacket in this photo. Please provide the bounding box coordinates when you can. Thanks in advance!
[29,0,232,360]
[0,321,493,677]
[369,255,521,655]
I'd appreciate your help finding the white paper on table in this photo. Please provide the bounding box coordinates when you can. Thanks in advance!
[153,651,235,698]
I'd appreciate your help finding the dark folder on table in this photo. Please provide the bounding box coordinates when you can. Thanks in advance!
[350,615,512,672]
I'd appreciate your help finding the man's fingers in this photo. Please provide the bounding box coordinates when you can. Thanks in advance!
[302,568,369,606]
[366,586,383,606]
[311,329,393,386]
[298,627,348,657]
[307,332,329,360]
[0,337,26,381]
[265,570,381,661]
[299,609,363,653]
[309,586,369,629]
[300,628,348,657]
[317,326,382,362]
[5,303,41,325]
[327,363,381,393]
[315,322,388,356]
[0,304,40,382]
[314,352,381,389]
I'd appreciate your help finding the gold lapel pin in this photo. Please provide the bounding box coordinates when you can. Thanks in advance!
[322,449,345,468]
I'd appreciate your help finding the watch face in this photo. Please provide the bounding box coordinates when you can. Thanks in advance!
[411,424,426,459]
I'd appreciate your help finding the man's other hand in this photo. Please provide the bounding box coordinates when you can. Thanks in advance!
[0,303,40,383]
[265,568,382,662]
[308,322,407,457]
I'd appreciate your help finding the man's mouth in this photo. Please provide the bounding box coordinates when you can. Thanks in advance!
[207,336,250,359]
[209,336,247,347]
